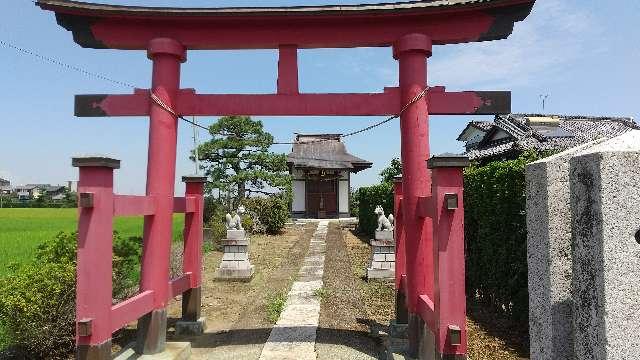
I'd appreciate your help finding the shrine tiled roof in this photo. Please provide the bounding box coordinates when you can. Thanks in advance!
[460,114,639,161]
[287,134,372,172]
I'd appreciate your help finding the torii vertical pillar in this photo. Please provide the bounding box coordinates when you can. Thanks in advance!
[394,33,433,358]
[136,38,186,355]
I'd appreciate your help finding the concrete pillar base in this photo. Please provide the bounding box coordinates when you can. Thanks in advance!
[417,320,467,360]
[136,308,167,355]
[76,339,112,360]
[175,317,207,336]
[407,313,423,358]
[395,290,409,324]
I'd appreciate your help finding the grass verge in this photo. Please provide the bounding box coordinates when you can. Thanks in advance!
[266,291,287,323]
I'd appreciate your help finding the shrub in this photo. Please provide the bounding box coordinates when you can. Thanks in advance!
[0,262,76,358]
[207,206,228,250]
[356,182,394,236]
[244,195,289,235]
[464,151,541,324]
[0,232,143,357]
[112,234,142,300]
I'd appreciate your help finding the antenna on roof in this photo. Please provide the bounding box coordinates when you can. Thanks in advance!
[539,94,550,112]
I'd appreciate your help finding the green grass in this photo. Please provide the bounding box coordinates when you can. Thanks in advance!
[266,291,288,323]
[0,208,184,278]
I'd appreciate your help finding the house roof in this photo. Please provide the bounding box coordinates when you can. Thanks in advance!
[45,185,66,193]
[287,134,372,172]
[456,121,494,141]
[459,114,639,160]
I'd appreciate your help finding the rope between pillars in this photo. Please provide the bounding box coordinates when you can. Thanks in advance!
[150,86,430,146]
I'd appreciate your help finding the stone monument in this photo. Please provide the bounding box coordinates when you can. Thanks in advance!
[215,206,255,281]
[367,205,395,279]
[526,130,640,359]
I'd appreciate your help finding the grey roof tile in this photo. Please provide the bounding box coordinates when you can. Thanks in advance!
[463,114,638,160]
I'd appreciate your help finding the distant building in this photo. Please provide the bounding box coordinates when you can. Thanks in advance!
[287,134,372,219]
[0,178,11,195]
[45,185,68,200]
[14,185,39,200]
[457,114,639,163]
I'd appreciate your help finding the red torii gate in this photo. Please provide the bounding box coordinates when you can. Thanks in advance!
[37,1,535,359]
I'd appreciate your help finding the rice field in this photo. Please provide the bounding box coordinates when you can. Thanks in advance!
[0,208,185,277]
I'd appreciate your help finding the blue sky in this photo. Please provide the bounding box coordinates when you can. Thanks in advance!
[1,0,639,195]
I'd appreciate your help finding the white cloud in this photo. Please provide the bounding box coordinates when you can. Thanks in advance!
[429,0,604,89]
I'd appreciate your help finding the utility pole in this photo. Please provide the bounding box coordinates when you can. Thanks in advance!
[539,94,550,112]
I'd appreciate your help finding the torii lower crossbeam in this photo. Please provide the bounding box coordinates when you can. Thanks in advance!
[75,88,510,117]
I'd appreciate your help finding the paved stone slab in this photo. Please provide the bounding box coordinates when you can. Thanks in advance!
[259,221,329,360]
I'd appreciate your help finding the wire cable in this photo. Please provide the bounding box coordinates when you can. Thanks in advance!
[1,37,429,145]
[0,39,137,89]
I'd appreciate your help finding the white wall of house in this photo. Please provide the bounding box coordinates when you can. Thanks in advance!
[292,180,306,212]
[338,170,349,214]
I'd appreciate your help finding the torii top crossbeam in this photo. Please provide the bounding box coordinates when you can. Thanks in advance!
[37,0,534,50]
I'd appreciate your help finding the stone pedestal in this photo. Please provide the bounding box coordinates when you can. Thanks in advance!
[525,131,640,359]
[569,131,640,359]
[525,141,604,360]
[367,230,395,280]
[215,230,254,281]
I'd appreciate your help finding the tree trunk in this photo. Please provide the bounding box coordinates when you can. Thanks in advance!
[238,181,246,200]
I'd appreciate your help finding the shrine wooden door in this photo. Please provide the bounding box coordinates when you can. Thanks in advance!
[306,179,338,218]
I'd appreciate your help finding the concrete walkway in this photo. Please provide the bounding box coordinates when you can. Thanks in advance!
[258,221,329,360]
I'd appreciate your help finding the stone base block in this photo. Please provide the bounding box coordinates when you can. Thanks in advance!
[226,229,246,240]
[114,342,191,360]
[77,340,112,360]
[375,230,394,241]
[389,320,409,339]
[221,239,250,246]
[371,240,395,247]
[367,268,395,280]
[370,260,395,270]
[175,317,206,336]
[215,265,255,281]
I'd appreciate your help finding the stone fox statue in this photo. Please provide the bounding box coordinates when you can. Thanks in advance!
[375,205,394,231]
[225,205,246,230]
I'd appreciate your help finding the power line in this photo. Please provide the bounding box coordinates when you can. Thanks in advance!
[0,39,137,89]
[2,38,428,145]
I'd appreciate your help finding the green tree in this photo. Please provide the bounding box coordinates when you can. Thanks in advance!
[197,116,291,200]
[379,157,402,183]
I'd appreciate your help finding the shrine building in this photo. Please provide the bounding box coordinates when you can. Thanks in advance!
[287,134,372,219]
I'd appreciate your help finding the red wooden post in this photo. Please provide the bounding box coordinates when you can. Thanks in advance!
[277,45,299,95]
[176,175,207,334]
[137,38,186,355]
[73,156,120,360]
[428,154,470,359]
[393,33,433,357]
[393,176,408,324]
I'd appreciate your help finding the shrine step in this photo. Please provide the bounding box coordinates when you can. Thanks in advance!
[114,342,191,360]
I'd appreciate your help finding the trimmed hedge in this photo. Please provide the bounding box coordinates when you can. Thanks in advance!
[464,151,541,324]
[356,182,394,236]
